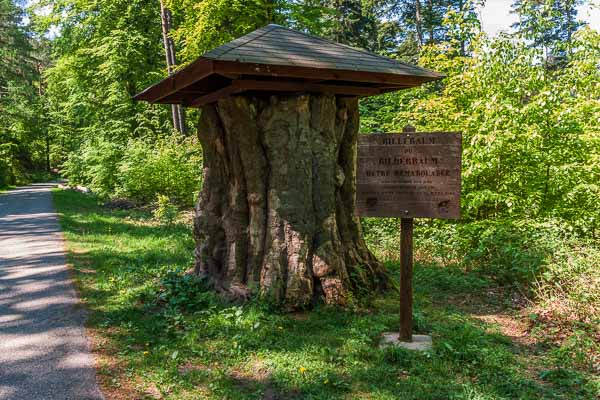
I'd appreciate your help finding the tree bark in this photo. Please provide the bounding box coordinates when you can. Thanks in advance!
[415,0,423,49]
[193,93,390,308]
[427,0,434,44]
[37,62,51,173]
[159,0,186,134]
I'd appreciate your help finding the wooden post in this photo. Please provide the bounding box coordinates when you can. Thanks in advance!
[400,124,415,342]
[400,217,413,342]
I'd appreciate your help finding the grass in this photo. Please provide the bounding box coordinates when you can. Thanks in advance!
[53,188,599,400]
[0,185,16,193]
[1,171,60,192]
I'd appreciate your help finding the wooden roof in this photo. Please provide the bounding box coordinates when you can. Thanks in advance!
[134,24,444,107]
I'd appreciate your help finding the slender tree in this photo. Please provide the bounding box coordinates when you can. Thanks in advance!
[415,0,423,48]
[511,0,584,60]
[382,0,479,57]
[159,0,186,134]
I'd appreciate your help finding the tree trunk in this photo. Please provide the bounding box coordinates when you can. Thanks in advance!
[458,0,465,57]
[37,62,51,173]
[159,0,186,134]
[193,93,390,308]
[415,0,423,49]
[427,0,434,44]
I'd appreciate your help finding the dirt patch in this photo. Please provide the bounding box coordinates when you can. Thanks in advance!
[141,382,162,399]
[104,198,137,210]
[79,268,97,274]
[290,312,310,321]
[229,359,299,400]
[86,327,146,400]
[476,313,536,346]
[177,361,210,376]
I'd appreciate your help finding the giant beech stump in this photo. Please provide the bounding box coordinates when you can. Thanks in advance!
[193,93,390,308]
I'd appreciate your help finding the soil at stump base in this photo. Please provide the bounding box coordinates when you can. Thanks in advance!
[194,93,390,308]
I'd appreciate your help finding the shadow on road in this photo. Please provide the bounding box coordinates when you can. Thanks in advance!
[0,183,103,400]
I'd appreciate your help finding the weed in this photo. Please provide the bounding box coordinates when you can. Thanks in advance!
[153,194,179,225]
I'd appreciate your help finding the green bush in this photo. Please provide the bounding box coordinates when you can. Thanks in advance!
[0,144,14,187]
[61,135,202,206]
[61,137,123,197]
[364,217,599,306]
[361,217,400,260]
[141,268,216,313]
[117,135,202,206]
[0,142,24,187]
[152,194,179,225]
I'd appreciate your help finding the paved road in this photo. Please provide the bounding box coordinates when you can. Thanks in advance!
[0,184,103,400]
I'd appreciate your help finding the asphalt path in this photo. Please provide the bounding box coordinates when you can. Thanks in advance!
[0,183,103,400]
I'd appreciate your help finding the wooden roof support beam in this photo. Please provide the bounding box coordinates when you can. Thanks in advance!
[188,79,383,107]
[188,81,246,107]
[134,59,214,102]
[235,80,382,96]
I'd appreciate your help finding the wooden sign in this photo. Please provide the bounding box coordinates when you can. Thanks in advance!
[356,131,461,219]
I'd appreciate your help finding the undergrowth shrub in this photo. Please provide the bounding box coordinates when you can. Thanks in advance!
[141,269,217,313]
[117,135,202,206]
[361,217,400,260]
[363,216,600,369]
[0,142,46,187]
[62,134,202,206]
[438,220,548,286]
[409,219,599,297]
[0,143,16,187]
[153,194,178,224]
[62,137,123,197]
[156,271,212,311]
[364,218,599,307]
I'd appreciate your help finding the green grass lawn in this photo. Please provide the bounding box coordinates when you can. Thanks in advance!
[0,185,16,193]
[53,189,598,400]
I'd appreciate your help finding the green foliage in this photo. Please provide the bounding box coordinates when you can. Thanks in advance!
[165,0,331,64]
[406,219,600,298]
[54,188,600,399]
[360,27,600,237]
[361,217,401,259]
[511,0,583,57]
[0,0,48,186]
[27,0,182,190]
[62,135,201,205]
[148,269,215,312]
[152,194,179,225]
[118,136,202,206]
[62,137,123,196]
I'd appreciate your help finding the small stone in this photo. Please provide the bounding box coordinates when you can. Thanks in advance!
[380,333,433,351]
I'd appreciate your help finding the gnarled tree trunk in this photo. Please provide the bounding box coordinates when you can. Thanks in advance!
[193,93,389,308]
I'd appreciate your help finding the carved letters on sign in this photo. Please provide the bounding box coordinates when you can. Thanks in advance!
[356,132,462,219]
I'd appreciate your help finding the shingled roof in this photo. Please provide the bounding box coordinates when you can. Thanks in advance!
[134,24,444,107]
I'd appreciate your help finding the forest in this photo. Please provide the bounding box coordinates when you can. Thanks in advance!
[2,0,599,230]
[1,0,599,398]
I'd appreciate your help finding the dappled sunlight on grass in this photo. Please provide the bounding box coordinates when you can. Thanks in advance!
[53,189,599,399]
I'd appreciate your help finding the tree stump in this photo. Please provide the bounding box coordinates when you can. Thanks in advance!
[193,93,389,308]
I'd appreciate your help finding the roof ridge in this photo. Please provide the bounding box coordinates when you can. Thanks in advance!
[268,25,441,77]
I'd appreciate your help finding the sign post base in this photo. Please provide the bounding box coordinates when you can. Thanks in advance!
[380,333,432,351]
